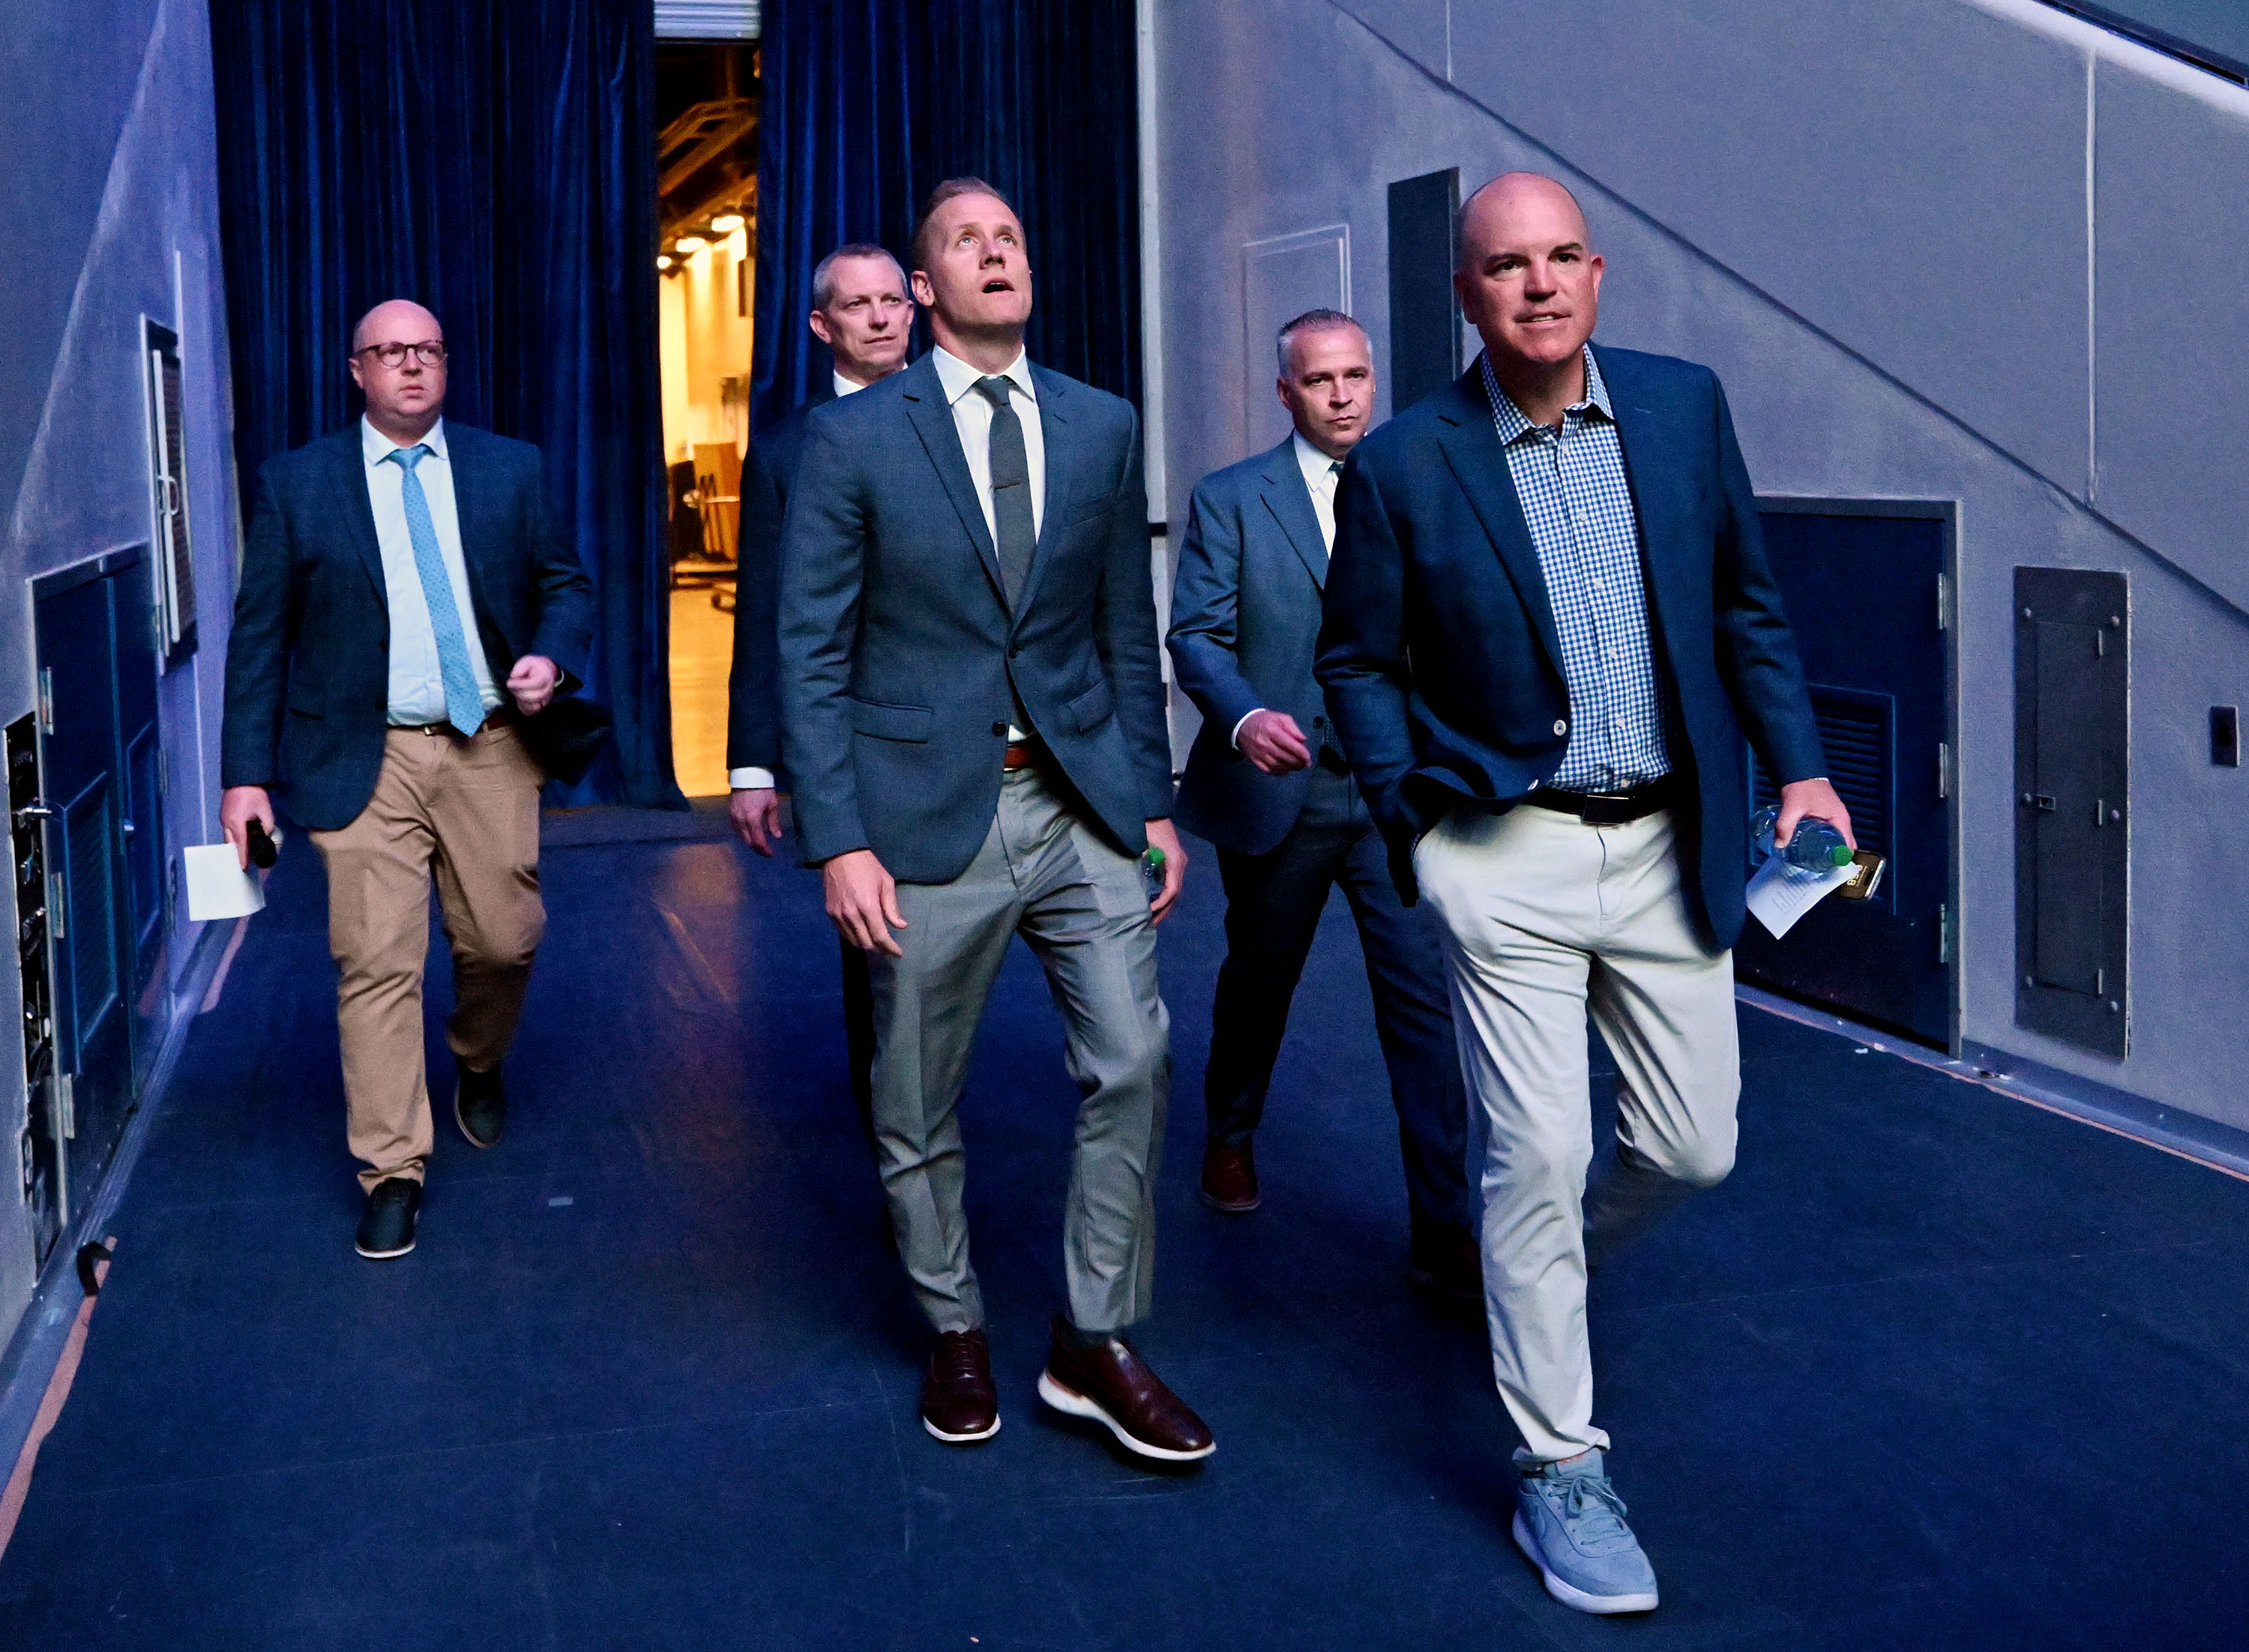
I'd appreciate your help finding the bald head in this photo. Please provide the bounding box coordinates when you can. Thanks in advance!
[349,299,448,441]
[351,299,443,355]
[1454,173,1588,276]
[1453,171,1604,415]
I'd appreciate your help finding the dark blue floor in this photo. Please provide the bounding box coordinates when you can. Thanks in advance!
[1,822,2246,1649]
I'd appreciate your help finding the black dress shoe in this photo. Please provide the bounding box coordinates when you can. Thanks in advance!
[1038,1317,1214,1462]
[455,1064,506,1149]
[355,1178,421,1259]
[921,1328,1001,1444]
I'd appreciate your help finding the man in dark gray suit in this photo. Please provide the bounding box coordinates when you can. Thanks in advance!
[781,180,1211,1462]
[726,244,913,1136]
[1169,310,1475,1302]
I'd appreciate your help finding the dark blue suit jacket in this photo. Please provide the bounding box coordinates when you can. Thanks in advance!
[220,422,594,830]
[1314,346,1825,947]
[1168,438,1339,856]
[726,379,834,780]
[780,353,1171,883]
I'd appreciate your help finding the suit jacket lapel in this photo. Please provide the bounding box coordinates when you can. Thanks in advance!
[1257,438,1328,589]
[329,429,389,609]
[1589,345,1689,664]
[1013,365,1077,615]
[444,428,497,633]
[1432,374,1566,681]
[898,357,1006,604]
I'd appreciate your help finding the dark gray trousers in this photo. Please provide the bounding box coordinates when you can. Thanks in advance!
[1205,761,1471,1234]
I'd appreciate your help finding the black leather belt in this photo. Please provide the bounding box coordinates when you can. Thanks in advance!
[1521,775,1677,826]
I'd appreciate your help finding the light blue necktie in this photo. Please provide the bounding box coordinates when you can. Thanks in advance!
[388,444,486,737]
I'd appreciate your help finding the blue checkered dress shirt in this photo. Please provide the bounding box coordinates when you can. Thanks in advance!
[1481,346,1672,791]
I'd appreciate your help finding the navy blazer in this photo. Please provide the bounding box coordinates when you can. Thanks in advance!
[726,379,834,780]
[1168,438,1339,856]
[780,353,1171,883]
[1314,346,1825,947]
[220,423,594,830]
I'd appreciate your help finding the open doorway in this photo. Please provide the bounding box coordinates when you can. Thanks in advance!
[656,40,757,798]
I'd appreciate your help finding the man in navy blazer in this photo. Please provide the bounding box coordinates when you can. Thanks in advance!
[221,300,591,1261]
[1316,175,1849,1615]
[781,181,1209,1464]
[724,242,914,1136]
[1168,309,1472,1301]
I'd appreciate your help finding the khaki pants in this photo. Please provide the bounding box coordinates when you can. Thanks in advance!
[1413,804,1738,1463]
[311,723,546,1190]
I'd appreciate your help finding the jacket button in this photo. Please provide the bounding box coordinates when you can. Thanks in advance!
[991,722,1008,737]
[1553,719,1568,736]
[1313,716,1326,728]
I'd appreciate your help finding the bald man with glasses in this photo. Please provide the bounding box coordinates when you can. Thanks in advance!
[222,299,592,1261]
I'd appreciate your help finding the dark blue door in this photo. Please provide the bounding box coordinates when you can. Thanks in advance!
[1734,504,1954,1048]
[34,549,164,1204]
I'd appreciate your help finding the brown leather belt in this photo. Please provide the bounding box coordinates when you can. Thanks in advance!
[1521,774,1677,826]
[1002,739,1044,771]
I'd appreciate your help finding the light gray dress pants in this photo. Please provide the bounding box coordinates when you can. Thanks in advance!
[867,765,1170,1335]
[1414,804,1740,1463]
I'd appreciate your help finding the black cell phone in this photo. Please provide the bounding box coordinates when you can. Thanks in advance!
[247,819,280,870]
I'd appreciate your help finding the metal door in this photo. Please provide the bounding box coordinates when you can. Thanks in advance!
[32,547,163,1199]
[1732,501,1957,1049]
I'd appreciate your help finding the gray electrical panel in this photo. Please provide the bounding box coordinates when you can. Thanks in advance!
[2014,567,2128,1056]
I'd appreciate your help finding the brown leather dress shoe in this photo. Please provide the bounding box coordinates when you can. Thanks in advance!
[1199,1141,1260,1213]
[920,1328,1000,1444]
[1037,1316,1214,1462]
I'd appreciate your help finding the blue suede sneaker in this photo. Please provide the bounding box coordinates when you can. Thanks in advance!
[1512,1450,1660,1614]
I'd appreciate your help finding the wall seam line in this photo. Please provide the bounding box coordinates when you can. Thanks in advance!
[1320,0,2249,632]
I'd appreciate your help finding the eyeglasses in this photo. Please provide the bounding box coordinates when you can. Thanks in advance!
[355,340,448,369]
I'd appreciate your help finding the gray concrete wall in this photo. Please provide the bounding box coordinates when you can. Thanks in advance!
[0,0,240,1345]
[1146,0,2249,1130]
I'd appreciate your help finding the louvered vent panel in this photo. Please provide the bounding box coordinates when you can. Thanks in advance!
[65,789,118,1046]
[1750,686,1893,862]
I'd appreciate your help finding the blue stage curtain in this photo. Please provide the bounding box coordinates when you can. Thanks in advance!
[753,0,1141,431]
[207,0,684,810]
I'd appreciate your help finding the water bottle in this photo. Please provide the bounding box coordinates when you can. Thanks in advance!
[1140,845,1167,905]
[1750,805,1853,871]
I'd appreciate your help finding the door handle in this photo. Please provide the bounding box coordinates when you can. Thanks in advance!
[120,819,136,839]
[13,800,55,825]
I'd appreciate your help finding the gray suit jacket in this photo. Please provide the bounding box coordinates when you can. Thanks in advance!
[1166,438,1337,856]
[779,353,1171,883]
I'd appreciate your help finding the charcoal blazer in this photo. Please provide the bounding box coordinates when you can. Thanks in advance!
[220,423,594,830]
[1168,438,1337,856]
[780,352,1170,883]
[726,379,834,781]
[1314,345,1825,947]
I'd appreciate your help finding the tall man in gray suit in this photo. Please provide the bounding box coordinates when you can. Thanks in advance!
[781,179,1213,1462]
[1167,310,1475,1302]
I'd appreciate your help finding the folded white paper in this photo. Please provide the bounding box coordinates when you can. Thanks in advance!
[183,844,265,922]
[1744,852,1855,938]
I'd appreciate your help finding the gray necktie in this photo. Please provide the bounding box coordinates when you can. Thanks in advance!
[975,376,1035,607]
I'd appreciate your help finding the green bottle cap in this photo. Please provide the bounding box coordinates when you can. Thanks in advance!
[1829,844,1854,867]
[1145,845,1166,870]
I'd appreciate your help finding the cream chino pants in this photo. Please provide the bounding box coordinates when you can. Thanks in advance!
[1413,803,1738,1463]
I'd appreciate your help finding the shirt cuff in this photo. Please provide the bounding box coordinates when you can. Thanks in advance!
[729,767,777,790]
[1230,709,1266,750]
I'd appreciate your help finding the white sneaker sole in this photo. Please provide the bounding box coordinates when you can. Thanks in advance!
[355,1237,415,1260]
[921,1413,1000,1444]
[1512,1511,1659,1615]
[1036,1371,1215,1462]
[454,1085,501,1150]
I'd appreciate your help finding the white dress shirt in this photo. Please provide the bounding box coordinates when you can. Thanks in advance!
[730,372,878,790]
[361,417,501,727]
[1232,429,1346,750]
[929,344,1045,542]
